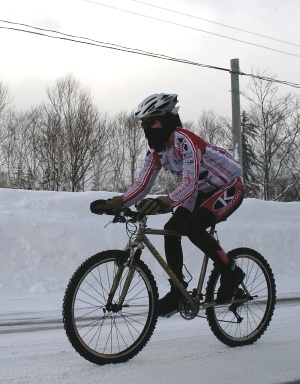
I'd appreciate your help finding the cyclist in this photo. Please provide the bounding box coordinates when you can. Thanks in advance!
[91,93,245,316]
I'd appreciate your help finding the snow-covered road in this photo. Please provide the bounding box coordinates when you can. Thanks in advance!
[1,299,300,384]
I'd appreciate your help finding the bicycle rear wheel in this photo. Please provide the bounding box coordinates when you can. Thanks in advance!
[62,250,158,365]
[206,248,276,347]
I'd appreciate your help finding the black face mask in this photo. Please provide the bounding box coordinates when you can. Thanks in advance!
[144,127,172,151]
[142,113,182,151]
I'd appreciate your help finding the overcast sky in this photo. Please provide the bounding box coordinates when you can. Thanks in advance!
[1,0,300,123]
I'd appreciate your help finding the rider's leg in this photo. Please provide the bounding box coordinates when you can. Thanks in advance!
[184,207,229,271]
[184,208,244,303]
[164,206,191,281]
[159,207,191,316]
[185,178,245,303]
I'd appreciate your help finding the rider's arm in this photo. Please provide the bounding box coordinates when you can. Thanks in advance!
[121,150,161,207]
[167,131,202,208]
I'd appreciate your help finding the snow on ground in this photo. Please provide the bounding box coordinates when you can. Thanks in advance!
[2,302,300,384]
[0,188,300,384]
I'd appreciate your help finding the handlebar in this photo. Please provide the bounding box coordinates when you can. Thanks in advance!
[90,199,169,224]
[95,207,144,224]
[91,202,218,235]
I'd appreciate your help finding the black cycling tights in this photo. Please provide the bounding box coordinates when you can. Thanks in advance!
[164,206,228,281]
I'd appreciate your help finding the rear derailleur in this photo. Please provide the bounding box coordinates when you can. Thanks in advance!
[229,288,250,323]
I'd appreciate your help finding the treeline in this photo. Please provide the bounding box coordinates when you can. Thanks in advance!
[0,72,299,201]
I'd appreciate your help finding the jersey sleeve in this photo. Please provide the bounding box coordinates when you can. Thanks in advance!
[121,150,161,207]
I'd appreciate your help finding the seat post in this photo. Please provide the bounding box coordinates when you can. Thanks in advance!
[209,224,216,236]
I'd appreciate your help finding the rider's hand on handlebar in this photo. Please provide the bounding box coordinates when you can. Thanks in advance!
[136,196,172,215]
[90,196,124,214]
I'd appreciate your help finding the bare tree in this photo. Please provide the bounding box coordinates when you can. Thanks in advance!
[39,74,108,191]
[0,81,12,116]
[104,111,146,192]
[243,71,300,201]
[0,82,13,186]
[0,108,42,189]
[104,116,127,191]
[1,110,17,187]
[193,110,232,150]
[241,111,259,197]
[122,111,146,186]
[89,114,111,191]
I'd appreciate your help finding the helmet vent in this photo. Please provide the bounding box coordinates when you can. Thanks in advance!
[135,93,179,119]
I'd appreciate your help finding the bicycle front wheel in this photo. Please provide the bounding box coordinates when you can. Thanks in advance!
[62,250,158,365]
[206,248,276,347]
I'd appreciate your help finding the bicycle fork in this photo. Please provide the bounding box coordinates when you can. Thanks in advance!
[105,250,140,312]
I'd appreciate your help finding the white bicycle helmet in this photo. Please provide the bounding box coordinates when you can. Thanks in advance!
[134,93,179,119]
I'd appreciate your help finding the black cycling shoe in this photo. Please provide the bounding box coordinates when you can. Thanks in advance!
[216,265,245,304]
[158,279,188,317]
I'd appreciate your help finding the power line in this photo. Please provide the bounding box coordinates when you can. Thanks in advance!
[0,20,228,70]
[1,19,300,89]
[83,0,300,58]
[0,20,229,70]
[129,0,300,48]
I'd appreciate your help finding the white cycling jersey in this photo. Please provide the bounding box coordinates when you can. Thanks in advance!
[122,128,241,212]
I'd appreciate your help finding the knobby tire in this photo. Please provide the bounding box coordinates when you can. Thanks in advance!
[205,247,276,347]
[62,250,159,365]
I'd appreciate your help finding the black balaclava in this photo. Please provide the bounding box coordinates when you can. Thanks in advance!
[144,112,182,151]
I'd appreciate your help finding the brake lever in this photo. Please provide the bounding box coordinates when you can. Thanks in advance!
[113,215,126,223]
[129,211,145,223]
[103,208,142,226]
[104,215,126,227]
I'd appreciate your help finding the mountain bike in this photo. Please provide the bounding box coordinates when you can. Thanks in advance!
[62,207,276,365]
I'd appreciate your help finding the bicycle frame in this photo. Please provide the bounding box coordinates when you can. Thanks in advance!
[107,211,251,315]
[123,215,217,312]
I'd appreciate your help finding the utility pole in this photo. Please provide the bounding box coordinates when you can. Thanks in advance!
[230,58,243,178]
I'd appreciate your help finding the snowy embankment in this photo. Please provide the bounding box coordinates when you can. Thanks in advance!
[0,188,299,311]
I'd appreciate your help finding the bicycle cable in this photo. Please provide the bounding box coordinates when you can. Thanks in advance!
[126,220,138,241]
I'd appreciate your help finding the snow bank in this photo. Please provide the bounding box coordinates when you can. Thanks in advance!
[0,188,299,304]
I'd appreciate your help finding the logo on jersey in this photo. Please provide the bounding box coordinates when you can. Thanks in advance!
[213,187,236,210]
[177,137,188,152]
